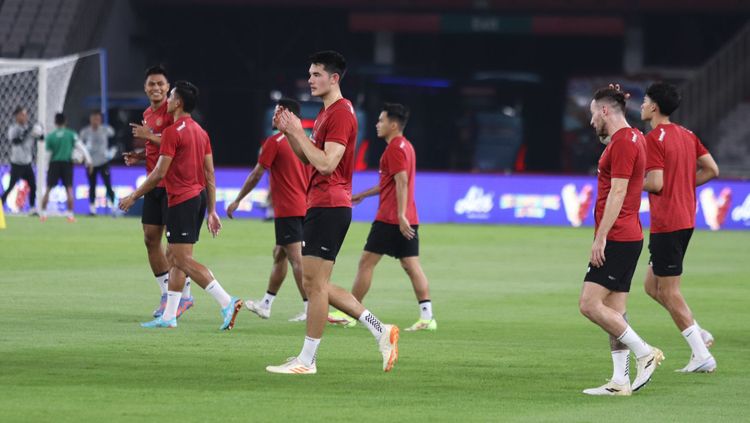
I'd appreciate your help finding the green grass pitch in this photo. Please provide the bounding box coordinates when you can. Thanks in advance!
[1,216,748,422]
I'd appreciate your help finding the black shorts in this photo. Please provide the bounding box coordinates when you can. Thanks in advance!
[275,216,304,246]
[364,220,420,259]
[141,186,168,226]
[166,191,206,244]
[649,228,694,277]
[584,240,643,292]
[47,161,73,187]
[302,207,351,261]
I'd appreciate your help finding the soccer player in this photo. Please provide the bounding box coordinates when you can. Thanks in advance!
[2,106,43,214]
[329,103,436,332]
[226,98,309,322]
[40,113,91,222]
[123,66,193,319]
[579,85,663,396]
[640,82,720,372]
[119,81,242,330]
[79,110,116,215]
[266,51,399,374]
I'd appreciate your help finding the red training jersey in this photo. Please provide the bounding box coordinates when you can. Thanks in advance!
[594,127,646,242]
[646,123,709,233]
[307,98,358,208]
[142,101,174,188]
[159,116,212,207]
[258,132,309,218]
[375,136,419,225]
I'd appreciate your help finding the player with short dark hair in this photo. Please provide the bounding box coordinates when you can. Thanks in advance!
[119,81,242,330]
[2,106,43,214]
[226,98,309,321]
[267,50,399,375]
[579,84,663,396]
[641,81,720,373]
[123,66,193,320]
[40,112,91,222]
[328,103,436,332]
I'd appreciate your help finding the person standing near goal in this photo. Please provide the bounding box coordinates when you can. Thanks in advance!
[79,110,116,216]
[119,81,242,330]
[123,66,194,320]
[40,112,91,222]
[226,98,309,322]
[2,106,43,214]
[328,103,436,332]
[266,51,399,375]
[579,85,663,396]
[640,82,720,373]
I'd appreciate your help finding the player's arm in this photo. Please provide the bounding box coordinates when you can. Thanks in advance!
[119,155,172,211]
[394,171,416,240]
[204,153,222,237]
[352,185,379,205]
[122,150,146,166]
[9,127,24,145]
[643,170,663,193]
[591,177,629,267]
[74,135,93,168]
[696,154,719,186]
[227,163,266,219]
[130,122,162,145]
[276,109,346,173]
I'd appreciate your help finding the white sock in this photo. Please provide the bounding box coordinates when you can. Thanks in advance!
[262,291,276,309]
[358,310,385,340]
[303,300,309,314]
[155,272,169,295]
[682,324,711,360]
[162,291,181,321]
[298,336,320,367]
[610,350,630,385]
[617,326,651,358]
[205,279,231,308]
[182,278,192,299]
[419,300,433,320]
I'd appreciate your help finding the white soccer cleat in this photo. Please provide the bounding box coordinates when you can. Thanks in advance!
[288,312,307,322]
[244,299,270,319]
[701,329,714,348]
[632,347,665,392]
[378,324,400,372]
[582,380,632,396]
[676,354,717,373]
[266,357,316,375]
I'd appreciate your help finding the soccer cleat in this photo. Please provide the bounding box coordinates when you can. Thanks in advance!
[152,293,167,318]
[701,328,715,348]
[266,357,317,375]
[175,296,194,319]
[66,215,76,223]
[631,347,665,392]
[405,319,437,332]
[244,299,270,319]
[39,215,47,222]
[378,324,400,372]
[288,312,307,322]
[220,297,242,330]
[141,317,177,328]
[675,354,717,373]
[328,309,357,327]
[582,380,632,396]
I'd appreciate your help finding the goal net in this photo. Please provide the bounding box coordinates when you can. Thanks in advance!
[0,50,105,214]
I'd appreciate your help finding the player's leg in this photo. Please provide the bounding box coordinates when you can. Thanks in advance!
[285,241,308,321]
[400,256,436,331]
[23,164,37,212]
[87,166,97,215]
[1,164,21,205]
[63,164,74,221]
[583,292,631,395]
[245,245,288,319]
[101,165,116,209]
[351,251,383,302]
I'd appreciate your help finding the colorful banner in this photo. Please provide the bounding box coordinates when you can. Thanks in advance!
[2,165,748,230]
